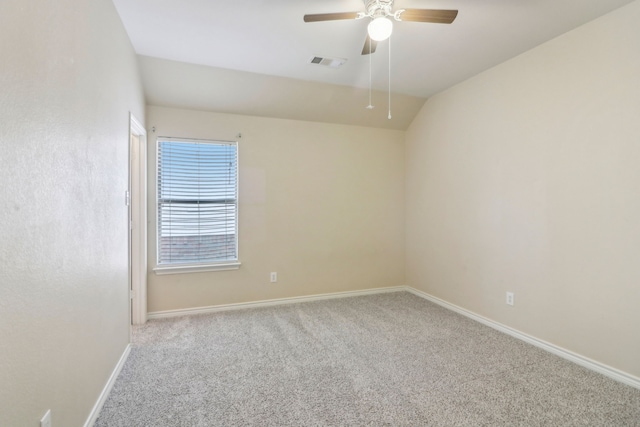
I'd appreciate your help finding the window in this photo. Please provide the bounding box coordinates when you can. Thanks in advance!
[155,137,239,274]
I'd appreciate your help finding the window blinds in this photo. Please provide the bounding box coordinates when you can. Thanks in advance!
[157,138,238,265]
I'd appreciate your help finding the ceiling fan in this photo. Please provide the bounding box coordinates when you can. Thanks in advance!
[303,0,458,55]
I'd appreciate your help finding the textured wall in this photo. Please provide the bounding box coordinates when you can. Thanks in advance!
[146,106,405,312]
[0,0,144,425]
[406,1,640,378]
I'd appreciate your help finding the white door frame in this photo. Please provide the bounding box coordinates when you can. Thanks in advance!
[129,113,148,325]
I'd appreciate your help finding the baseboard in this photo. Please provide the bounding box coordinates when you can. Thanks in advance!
[406,286,640,391]
[148,286,405,320]
[83,344,131,427]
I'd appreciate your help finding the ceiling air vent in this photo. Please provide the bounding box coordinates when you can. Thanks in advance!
[309,56,347,68]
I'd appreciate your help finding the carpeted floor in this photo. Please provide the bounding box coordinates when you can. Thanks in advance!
[95,292,640,426]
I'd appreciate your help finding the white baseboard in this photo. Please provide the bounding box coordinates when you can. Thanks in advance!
[406,286,640,391]
[148,286,405,320]
[84,344,131,427]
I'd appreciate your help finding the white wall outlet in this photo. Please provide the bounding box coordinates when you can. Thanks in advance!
[270,272,277,283]
[506,292,515,306]
[41,410,52,427]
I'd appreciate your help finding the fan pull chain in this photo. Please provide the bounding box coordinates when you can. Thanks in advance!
[367,38,374,109]
[388,34,392,120]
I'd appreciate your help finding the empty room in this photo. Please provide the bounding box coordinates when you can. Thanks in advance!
[1,0,640,426]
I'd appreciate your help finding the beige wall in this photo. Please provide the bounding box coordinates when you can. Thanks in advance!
[406,1,640,378]
[0,0,145,426]
[146,106,405,312]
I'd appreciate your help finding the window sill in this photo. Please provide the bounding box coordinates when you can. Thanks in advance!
[153,261,241,275]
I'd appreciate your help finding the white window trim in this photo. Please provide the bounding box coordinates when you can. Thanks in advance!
[155,136,240,273]
[153,261,241,275]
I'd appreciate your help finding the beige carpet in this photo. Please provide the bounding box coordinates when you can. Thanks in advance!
[95,292,640,426]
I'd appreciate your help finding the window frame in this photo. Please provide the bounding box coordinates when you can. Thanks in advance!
[153,136,240,275]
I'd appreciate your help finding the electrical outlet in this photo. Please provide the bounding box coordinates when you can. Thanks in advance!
[41,410,52,427]
[506,292,514,306]
[270,272,277,283]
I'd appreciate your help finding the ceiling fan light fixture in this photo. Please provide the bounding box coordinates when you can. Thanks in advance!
[367,16,393,41]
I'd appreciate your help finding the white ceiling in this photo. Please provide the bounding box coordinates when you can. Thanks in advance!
[113,0,633,128]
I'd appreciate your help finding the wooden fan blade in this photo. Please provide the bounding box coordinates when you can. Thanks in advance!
[303,12,360,23]
[397,9,458,24]
[361,35,378,55]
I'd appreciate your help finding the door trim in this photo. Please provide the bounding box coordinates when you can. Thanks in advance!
[129,113,148,325]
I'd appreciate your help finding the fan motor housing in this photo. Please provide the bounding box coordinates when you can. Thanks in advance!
[365,0,394,18]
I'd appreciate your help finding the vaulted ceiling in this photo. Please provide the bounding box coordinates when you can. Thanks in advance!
[113,0,633,129]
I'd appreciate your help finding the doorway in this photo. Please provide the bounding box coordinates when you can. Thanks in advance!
[128,113,147,325]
